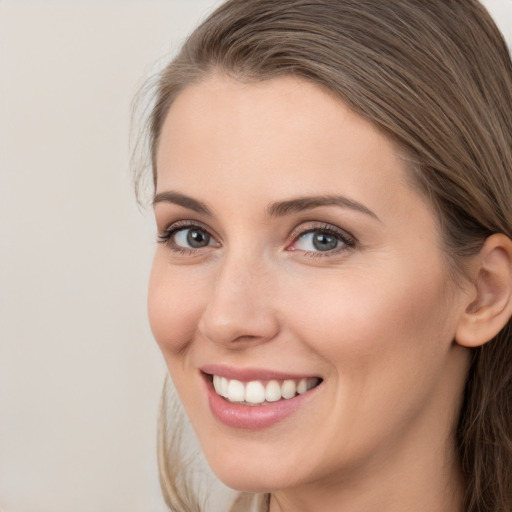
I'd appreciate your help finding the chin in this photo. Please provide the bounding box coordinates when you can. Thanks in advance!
[212,467,287,493]
[201,444,313,493]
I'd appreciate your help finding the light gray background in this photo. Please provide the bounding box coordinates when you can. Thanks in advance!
[0,1,510,511]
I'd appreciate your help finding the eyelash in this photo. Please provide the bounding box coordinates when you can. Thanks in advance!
[287,224,356,258]
[157,220,216,256]
[157,221,357,257]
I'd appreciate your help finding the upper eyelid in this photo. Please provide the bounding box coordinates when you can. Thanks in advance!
[161,219,216,236]
[288,222,356,243]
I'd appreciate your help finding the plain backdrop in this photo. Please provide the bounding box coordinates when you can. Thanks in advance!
[0,1,511,511]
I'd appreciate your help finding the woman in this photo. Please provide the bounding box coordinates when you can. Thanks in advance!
[140,1,512,510]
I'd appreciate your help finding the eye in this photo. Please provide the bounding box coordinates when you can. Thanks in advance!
[288,225,355,255]
[174,227,213,248]
[158,222,219,253]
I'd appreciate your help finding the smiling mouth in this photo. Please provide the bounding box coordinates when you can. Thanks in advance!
[208,374,322,406]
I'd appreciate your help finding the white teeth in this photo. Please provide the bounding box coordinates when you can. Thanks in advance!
[265,380,282,402]
[212,375,320,404]
[213,375,231,397]
[213,375,222,394]
[220,377,229,398]
[297,378,308,394]
[281,379,297,399]
[227,379,245,402]
[245,381,266,404]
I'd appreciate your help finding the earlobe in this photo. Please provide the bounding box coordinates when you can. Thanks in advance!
[455,234,512,348]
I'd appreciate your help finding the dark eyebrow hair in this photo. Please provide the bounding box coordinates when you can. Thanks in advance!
[267,195,380,221]
[153,191,379,221]
[153,191,212,216]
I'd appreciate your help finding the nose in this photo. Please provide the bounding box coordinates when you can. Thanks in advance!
[198,253,280,349]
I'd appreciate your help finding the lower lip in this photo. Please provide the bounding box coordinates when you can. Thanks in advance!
[203,374,320,430]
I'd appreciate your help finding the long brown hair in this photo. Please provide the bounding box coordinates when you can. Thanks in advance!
[142,1,512,510]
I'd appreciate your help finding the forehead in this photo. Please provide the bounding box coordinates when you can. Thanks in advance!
[155,74,431,227]
[158,75,401,178]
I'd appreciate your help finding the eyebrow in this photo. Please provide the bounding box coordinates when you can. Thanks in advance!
[153,191,379,221]
[267,195,380,221]
[153,191,212,216]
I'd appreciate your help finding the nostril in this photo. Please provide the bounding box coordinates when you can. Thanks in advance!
[198,307,280,348]
[197,265,280,347]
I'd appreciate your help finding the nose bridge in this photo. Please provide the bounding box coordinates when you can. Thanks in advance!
[199,248,279,347]
[217,248,268,296]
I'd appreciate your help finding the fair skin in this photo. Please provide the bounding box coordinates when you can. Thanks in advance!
[149,74,481,512]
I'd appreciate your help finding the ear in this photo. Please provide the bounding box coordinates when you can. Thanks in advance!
[455,234,512,348]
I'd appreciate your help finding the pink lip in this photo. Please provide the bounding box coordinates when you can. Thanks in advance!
[200,367,322,430]
[200,363,318,382]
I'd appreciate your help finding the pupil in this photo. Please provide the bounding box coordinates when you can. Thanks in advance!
[313,233,338,251]
[187,229,210,248]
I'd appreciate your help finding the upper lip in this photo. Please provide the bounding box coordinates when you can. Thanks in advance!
[200,364,321,382]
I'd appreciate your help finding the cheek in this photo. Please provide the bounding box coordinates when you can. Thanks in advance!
[287,260,455,373]
[280,264,461,463]
[147,255,205,356]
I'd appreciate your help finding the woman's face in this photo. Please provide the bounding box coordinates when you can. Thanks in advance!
[149,75,471,494]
